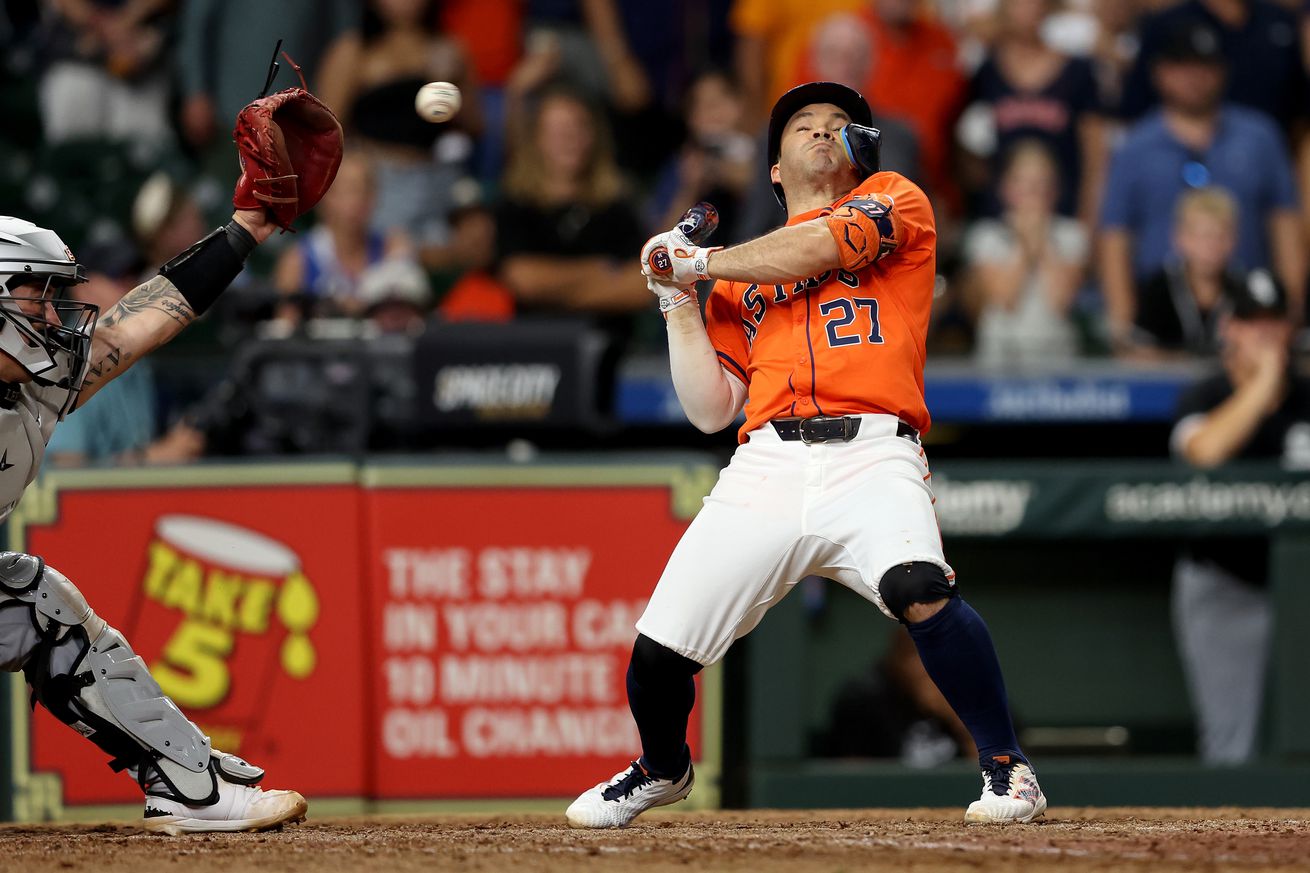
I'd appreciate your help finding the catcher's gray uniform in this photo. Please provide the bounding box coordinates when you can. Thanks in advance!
[0,216,286,819]
[0,363,67,519]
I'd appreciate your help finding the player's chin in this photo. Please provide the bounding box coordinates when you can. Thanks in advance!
[805,149,844,172]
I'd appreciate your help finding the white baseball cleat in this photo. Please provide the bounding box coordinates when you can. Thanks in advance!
[143,781,308,835]
[964,754,1047,824]
[566,760,694,828]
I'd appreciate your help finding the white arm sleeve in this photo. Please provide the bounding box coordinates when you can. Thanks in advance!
[667,311,747,434]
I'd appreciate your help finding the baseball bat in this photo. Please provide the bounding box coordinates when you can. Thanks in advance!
[646,201,719,278]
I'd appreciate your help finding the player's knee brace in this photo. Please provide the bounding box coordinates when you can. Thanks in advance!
[878,562,956,623]
[0,552,261,804]
[630,634,703,684]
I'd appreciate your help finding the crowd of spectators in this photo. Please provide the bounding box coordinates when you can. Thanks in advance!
[5,0,1306,768]
[4,0,1310,406]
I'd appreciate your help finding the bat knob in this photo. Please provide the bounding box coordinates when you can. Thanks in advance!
[647,246,673,276]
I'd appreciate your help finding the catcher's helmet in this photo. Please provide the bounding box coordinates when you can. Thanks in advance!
[0,216,97,414]
[767,81,882,208]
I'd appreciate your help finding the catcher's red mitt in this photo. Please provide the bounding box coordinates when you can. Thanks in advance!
[232,87,344,231]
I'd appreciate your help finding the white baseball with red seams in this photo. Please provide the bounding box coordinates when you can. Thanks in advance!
[415,81,462,123]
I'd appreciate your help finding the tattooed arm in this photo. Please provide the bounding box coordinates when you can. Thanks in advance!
[76,275,196,407]
[74,211,275,409]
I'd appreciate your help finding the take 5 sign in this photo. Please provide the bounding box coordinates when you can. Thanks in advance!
[16,470,368,806]
[7,462,714,811]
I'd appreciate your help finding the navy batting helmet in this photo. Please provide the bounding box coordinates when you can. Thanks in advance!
[766,81,882,208]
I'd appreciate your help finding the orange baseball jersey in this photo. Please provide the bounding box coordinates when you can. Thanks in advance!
[704,171,936,443]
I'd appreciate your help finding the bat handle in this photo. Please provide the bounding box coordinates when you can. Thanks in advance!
[677,201,719,245]
[647,201,719,278]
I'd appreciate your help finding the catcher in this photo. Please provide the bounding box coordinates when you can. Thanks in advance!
[0,83,342,834]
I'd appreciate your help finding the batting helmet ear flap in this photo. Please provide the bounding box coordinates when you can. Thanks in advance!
[840,123,882,179]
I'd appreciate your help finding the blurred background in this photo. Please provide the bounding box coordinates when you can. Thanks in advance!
[3,0,1310,817]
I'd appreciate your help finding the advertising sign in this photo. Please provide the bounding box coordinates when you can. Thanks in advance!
[365,473,704,798]
[18,474,367,805]
[413,320,608,427]
[4,461,718,815]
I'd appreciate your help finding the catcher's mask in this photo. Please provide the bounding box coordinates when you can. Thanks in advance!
[0,216,96,415]
[767,81,882,208]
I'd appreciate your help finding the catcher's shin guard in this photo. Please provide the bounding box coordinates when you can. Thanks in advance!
[0,552,261,804]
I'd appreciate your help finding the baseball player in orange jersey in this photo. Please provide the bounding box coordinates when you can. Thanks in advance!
[566,82,1045,828]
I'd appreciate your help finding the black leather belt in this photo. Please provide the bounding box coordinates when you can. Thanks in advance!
[771,415,919,444]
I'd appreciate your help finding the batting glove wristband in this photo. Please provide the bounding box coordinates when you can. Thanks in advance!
[641,229,719,286]
[647,278,698,314]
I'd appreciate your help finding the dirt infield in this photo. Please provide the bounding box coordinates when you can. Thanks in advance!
[3,808,1309,873]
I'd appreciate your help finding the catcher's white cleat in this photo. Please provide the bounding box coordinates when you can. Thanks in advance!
[143,780,308,835]
[566,760,694,828]
[964,754,1047,824]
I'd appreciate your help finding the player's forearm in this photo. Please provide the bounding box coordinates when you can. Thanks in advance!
[666,304,743,433]
[79,216,270,407]
[1182,381,1280,468]
[502,256,603,300]
[502,257,646,311]
[706,221,839,284]
[80,275,195,402]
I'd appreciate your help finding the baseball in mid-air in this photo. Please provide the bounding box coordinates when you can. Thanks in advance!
[415,81,461,124]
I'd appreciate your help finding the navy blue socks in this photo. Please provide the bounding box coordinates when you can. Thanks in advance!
[626,635,700,779]
[905,596,1023,762]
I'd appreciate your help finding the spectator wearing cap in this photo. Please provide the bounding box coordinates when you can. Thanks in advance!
[48,241,202,467]
[132,172,207,274]
[1098,19,1304,348]
[357,259,432,336]
[1128,186,1248,357]
[1119,0,1305,129]
[1169,269,1306,764]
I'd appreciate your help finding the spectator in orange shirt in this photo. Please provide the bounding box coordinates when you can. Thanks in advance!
[793,12,921,184]
[439,0,524,182]
[738,10,924,241]
[730,0,864,125]
[439,181,515,323]
[440,0,523,88]
[859,0,967,212]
